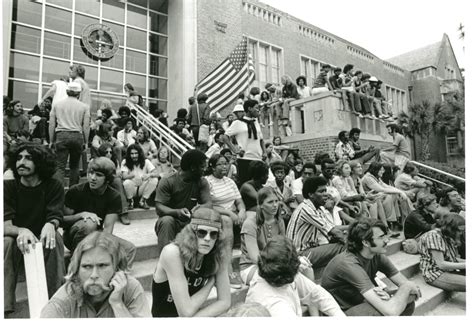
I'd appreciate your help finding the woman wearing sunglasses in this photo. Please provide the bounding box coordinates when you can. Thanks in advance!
[151,208,231,317]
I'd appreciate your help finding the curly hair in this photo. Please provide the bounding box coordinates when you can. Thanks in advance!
[12,142,57,180]
[346,218,387,253]
[249,160,269,181]
[270,160,289,176]
[302,176,327,199]
[256,186,282,227]
[295,75,307,86]
[65,231,129,298]
[257,236,300,287]
[125,143,146,170]
[174,223,225,277]
[180,149,207,172]
[349,127,361,138]
[101,108,113,120]
[436,213,465,240]
[118,105,131,117]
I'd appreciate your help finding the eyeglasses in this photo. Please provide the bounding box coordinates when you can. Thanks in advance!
[195,229,219,240]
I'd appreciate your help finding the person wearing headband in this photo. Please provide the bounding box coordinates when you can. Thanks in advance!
[151,208,231,317]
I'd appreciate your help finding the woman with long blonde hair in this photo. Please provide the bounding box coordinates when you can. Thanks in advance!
[151,208,230,317]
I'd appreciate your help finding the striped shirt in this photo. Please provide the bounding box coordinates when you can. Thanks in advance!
[418,229,459,283]
[205,175,241,210]
[286,199,335,253]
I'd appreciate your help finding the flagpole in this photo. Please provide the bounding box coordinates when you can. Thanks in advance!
[246,35,251,96]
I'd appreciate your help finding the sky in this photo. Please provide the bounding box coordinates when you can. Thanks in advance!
[260,0,467,69]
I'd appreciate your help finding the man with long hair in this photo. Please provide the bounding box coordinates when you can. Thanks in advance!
[121,143,158,209]
[321,218,421,316]
[41,232,150,318]
[4,143,65,315]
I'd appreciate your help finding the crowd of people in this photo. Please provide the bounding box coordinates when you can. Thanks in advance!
[3,63,466,318]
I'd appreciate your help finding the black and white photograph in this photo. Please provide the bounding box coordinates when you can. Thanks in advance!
[1,0,468,319]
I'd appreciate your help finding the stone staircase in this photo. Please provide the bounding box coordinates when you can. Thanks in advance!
[6,206,465,318]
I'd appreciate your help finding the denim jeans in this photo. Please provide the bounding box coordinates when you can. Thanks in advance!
[3,232,65,313]
[54,131,84,187]
[155,216,189,256]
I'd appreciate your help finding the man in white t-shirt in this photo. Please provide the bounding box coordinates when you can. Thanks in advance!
[223,99,265,185]
[293,162,318,204]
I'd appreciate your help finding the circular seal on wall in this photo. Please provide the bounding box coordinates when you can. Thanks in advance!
[81,23,119,59]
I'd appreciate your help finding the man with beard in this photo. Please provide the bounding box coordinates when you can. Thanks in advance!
[154,149,212,255]
[41,231,150,318]
[321,218,421,316]
[62,157,136,265]
[3,143,65,315]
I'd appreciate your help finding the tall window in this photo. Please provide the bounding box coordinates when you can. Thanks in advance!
[385,85,407,116]
[300,55,325,87]
[249,39,282,89]
[7,0,168,113]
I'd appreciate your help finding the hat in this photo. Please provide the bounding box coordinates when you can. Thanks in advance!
[191,208,222,230]
[232,104,244,113]
[369,76,378,82]
[67,81,82,92]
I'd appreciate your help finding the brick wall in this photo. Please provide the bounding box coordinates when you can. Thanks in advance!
[286,136,339,162]
[195,0,410,93]
[240,0,409,90]
[196,0,243,80]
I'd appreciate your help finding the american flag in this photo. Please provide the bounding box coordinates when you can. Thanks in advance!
[195,36,255,115]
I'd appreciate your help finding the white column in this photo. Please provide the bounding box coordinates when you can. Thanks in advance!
[2,0,13,94]
[168,0,197,119]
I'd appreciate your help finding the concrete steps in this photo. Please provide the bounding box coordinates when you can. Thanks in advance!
[7,207,465,318]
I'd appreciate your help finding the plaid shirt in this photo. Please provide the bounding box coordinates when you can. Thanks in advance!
[418,229,460,283]
[286,199,335,253]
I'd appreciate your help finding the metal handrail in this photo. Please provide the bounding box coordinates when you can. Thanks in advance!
[130,104,194,161]
[411,161,465,183]
[417,173,453,188]
[133,104,193,151]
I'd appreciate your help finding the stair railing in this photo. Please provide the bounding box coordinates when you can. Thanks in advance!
[130,104,194,161]
[410,160,465,183]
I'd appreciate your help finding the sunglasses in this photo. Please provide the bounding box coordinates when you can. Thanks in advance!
[195,229,219,240]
